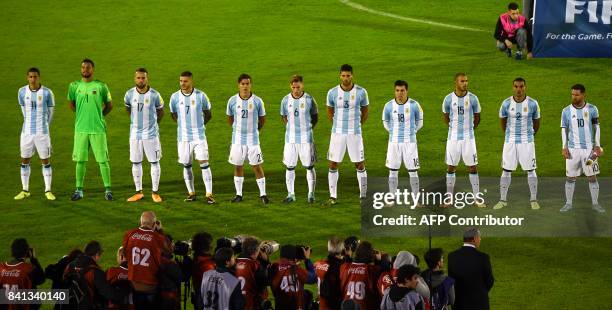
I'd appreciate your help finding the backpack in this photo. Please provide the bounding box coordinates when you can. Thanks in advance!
[64,259,96,309]
[428,277,454,310]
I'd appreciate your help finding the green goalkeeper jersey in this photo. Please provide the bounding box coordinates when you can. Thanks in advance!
[67,79,112,134]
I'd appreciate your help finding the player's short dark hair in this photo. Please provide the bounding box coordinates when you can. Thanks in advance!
[81,58,95,67]
[180,71,193,78]
[396,265,420,283]
[354,241,375,264]
[508,2,519,10]
[11,238,30,259]
[344,236,360,252]
[84,240,103,257]
[280,244,297,260]
[454,72,467,80]
[214,247,234,266]
[136,67,148,74]
[241,237,260,257]
[513,77,526,85]
[290,74,303,84]
[27,67,40,75]
[571,84,586,93]
[340,64,353,73]
[424,248,444,269]
[238,73,252,83]
[395,80,408,89]
[192,232,213,256]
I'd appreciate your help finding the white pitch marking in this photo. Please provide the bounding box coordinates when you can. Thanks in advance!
[339,0,486,33]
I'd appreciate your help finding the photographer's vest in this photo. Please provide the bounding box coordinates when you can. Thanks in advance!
[500,13,526,39]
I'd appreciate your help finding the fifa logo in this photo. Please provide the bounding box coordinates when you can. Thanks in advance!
[565,0,612,24]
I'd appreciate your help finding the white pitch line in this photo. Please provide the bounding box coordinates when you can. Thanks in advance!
[339,0,486,33]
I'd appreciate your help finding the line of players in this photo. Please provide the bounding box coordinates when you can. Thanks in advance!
[14,63,604,212]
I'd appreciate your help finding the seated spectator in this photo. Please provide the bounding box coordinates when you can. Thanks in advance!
[191,232,216,310]
[106,246,133,310]
[380,265,425,310]
[64,241,127,309]
[421,248,454,310]
[315,236,344,310]
[269,245,317,310]
[200,248,244,310]
[340,241,388,310]
[378,251,429,300]
[494,2,532,60]
[0,238,45,310]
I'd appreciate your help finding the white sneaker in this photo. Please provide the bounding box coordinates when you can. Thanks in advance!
[560,204,573,212]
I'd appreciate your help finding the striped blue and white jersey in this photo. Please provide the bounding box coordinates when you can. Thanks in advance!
[169,88,210,142]
[442,91,481,141]
[326,84,369,135]
[124,87,164,140]
[18,85,55,135]
[226,93,266,145]
[499,96,540,144]
[280,92,318,144]
[561,103,599,150]
[382,98,423,143]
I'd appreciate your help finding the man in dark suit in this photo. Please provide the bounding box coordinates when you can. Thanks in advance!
[448,227,494,310]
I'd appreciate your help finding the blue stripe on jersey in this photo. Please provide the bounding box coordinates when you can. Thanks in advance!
[577,109,587,148]
[29,90,38,134]
[457,96,465,140]
[341,89,350,134]
[195,92,204,140]
[293,97,302,142]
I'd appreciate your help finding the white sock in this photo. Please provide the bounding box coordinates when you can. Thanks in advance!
[409,171,419,197]
[286,168,295,195]
[21,164,30,191]
[306,168,316,194]
[446,173,456,198]
[42,164,52,192]
[183,166,195,194]
[469,173,480,196]
[388,170,399,194]
[527,170,538,201]
[132,162,143,191]
[565,180,575,205]
[328,169,338,198]
[500,170,512,201]
[256,177,266,196]
[357,169,367,198]
[589,181,599,205]
[234,176,244,196]
[150,162,160,192]
[201,164,213,195]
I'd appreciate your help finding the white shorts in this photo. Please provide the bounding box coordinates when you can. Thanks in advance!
[177,140,209,165]
[445,139,478,166]
[502,142,537,171]
[283,143,316,167]
[566,148,601,177]
[327,133,365,163]
[386,142,420,170]
[229,144,263,166]
[130,137,162,163]
[20,134,52,159]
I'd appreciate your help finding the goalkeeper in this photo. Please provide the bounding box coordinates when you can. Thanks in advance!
[68,59,114,201]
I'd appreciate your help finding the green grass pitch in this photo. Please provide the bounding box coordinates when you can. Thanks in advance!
[0,0,611,308]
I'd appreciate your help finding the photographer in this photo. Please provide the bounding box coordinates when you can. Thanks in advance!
[315,236,344,310]
[122,211,168,309]
[190,232,216,310]
[0,238,45,310]
[269,245,317,310]
[234,237,270,310]
[200,248,244,310]
[342,236,359,263]
[106,246,133,310]
[340,241,389,309]
[159,235,181,310]
[64,241,127,309]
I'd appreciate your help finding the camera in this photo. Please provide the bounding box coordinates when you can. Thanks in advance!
[216,235,247,253]
[260,240,280,255]
[174,240,192,256]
